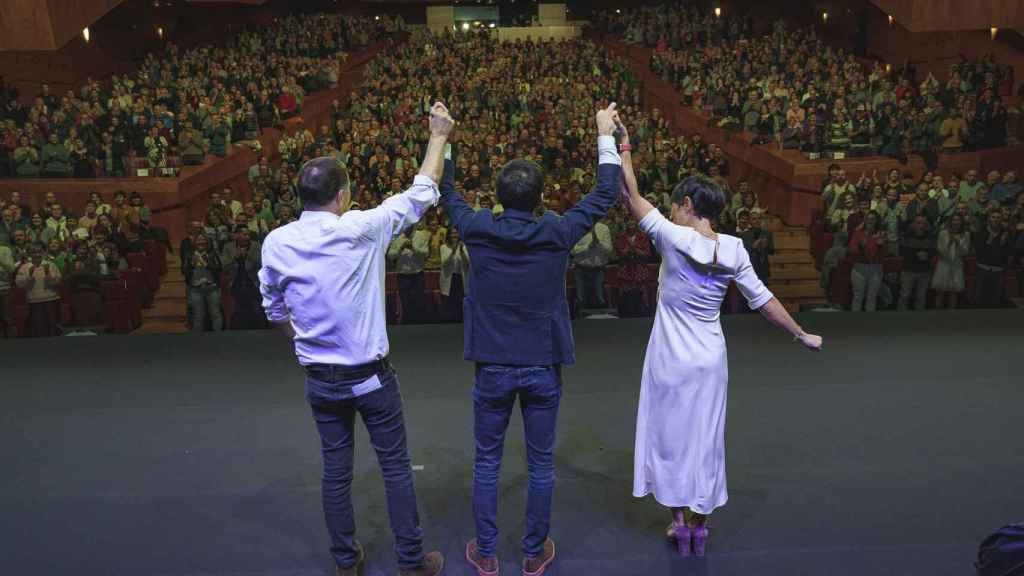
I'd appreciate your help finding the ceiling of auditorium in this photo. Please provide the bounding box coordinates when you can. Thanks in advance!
[0,0,126,51]
[869,0,1023,32]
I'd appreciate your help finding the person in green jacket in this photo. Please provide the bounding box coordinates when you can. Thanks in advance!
[206,115,230,157]
[40,133,71,177]
[13,135,40,177]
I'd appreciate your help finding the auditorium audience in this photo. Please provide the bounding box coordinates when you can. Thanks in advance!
[183,233,223,332]
[387,227,429,323]
[14,243,62,337]
[848,211,886,312]
[931,213,971,308]
[572,220,614,310]
[602,4,1016,160]
[974,210,1013,307]
[439,227,470,323]
[221,227,264,330]
[0,14,395,178]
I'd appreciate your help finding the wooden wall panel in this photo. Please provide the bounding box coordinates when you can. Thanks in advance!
[871,0,1023,31]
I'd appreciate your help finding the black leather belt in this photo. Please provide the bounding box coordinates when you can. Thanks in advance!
[302,356,391,382]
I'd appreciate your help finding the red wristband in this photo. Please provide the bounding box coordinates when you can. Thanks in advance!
[618,144,632,152]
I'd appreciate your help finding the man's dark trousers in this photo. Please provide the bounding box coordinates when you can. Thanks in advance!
[304,361,426,570]
[473,363,562,558]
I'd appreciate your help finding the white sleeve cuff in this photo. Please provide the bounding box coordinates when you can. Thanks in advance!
[412,174,438,188]
[597,135,621,166]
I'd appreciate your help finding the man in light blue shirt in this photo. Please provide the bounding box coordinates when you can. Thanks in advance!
[258,102,454,576]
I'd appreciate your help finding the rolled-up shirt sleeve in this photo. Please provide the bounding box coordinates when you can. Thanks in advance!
[258,238,289,323]
[366,175,440,245]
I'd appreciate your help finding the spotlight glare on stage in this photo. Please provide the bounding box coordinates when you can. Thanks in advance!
[462,22,470,31]
[489,23,496,29]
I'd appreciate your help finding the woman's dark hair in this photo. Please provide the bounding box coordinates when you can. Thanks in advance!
[496,159,543,212]
[670,176,726,220]
[297,157,349,208]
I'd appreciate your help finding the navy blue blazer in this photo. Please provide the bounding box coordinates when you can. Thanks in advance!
[439,158,622,366]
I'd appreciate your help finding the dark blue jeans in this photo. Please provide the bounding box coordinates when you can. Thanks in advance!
[473,363,562,558]
[306,363,425,570]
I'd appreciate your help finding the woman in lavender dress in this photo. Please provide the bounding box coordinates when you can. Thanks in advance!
[614,115,823,557]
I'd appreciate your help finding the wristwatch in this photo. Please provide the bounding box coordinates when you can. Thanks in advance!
[618,143,632,152]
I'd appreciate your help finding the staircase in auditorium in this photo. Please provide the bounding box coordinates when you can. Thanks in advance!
[763,216,827,313]
[133,254,188,334]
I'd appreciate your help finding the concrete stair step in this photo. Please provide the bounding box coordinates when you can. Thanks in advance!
[775,235,810,251]
[767,266,820,282]
[768,281,825,300]
[143,299,185,318]
[770,252,815,265]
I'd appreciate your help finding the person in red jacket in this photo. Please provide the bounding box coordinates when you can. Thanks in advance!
[848,210,886,312]
[276,86,298,119]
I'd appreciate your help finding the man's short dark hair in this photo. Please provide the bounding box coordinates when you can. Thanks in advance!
[671,176,727,221]
[297,157,349,208]
[496,159,543,212]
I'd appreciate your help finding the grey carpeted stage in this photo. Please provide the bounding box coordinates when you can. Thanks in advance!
[1,311,1021,576]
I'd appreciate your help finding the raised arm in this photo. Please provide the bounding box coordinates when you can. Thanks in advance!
[615,114,657,222]
[560,102,623,247]
[439,151,475,237]
[366,102,455,242]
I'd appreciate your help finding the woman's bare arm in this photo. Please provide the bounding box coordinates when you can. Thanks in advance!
[614,115,657,222]
[758,297,823,351]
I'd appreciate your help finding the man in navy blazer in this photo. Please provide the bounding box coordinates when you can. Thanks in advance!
[440,103,623,576]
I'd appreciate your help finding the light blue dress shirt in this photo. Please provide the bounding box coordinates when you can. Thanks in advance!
[259,175,440,377]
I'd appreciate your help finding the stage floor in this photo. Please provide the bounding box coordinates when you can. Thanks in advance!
[1,311,1021,576]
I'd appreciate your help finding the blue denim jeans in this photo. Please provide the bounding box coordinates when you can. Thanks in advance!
[305,363,425,570]
[473,363,562,558]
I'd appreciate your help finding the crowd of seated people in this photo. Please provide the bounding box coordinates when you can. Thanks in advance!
[176,29,780,328]
[0,190,167,336]
[0,14,402,179]
[817,164,1024,310]
[343,30,779,321]
[597,5,1021,164]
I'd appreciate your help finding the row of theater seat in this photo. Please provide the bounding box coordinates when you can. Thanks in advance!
[4,239,167,337]
[809,211,1021,308]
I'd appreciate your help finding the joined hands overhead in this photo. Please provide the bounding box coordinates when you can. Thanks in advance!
[429,101,455,138]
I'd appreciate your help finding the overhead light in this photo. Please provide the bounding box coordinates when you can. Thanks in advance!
[615,9,621,14]
[887,14,894,26]
[885,63,891,73]
[82,27,90,42]
[714,7,721,17]
[375,16,380,21]
[822,11,828,22]
[157,27,164,39]
[462,22,470,31]
[991,27,998,40]
[489,23,496,29]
